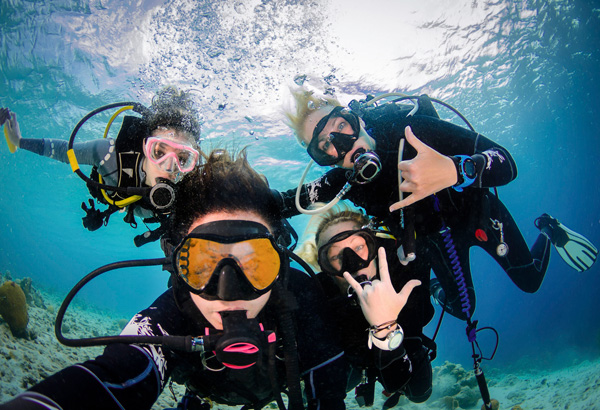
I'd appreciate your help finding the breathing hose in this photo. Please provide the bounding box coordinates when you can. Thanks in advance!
[432,194,498,410]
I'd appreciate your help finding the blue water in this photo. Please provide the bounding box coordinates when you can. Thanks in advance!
[1,0,599,375]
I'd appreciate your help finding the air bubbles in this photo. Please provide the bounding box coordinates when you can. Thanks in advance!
[234,2,246,14]
[294,74,307,85]
[323,74,337,85]
[207,48,224,58]
[218,103,227,111]
[307,100,316,110]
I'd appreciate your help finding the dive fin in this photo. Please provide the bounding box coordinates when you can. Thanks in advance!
[535,214,598,272]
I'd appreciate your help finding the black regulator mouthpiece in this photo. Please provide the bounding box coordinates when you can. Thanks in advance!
[347,149,382,185]
[206,310,272,369]
[148,177,176,212]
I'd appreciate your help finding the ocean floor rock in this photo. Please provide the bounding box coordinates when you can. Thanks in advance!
[0,281,29,338]
[1,279,600,410]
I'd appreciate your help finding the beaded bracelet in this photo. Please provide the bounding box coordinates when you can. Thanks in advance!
[368,320,397,333]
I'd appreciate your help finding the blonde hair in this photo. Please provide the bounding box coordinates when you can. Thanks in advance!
[294,202,369,271]
[284,88,341,145]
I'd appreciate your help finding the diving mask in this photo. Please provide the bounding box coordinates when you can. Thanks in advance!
[173,220,283,300]
[144,136,200,174]
[307,106,361,166]
[317,229,377,276]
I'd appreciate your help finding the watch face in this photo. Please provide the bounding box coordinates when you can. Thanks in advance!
[388,330,404,350]
[464,158,477,179]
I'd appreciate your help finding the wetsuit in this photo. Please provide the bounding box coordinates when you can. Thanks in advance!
[317,238,434,405]
[18,116,174,246]
[0,268,347,410]
[19,136,155,220]
[276,99,552,320]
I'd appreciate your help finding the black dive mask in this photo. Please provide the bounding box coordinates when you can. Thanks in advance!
[173,220,284,301]
[201,310,275,369]
[317,229,377,276]
[307,106,361,166]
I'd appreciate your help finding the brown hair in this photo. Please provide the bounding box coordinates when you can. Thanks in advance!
[145,86,201,146]
[284,88,341,145]
[169,148,281,244]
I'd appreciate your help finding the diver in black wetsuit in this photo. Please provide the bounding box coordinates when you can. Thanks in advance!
[275,89,597,321]
[295,207,435,407]
[0,149,347,410]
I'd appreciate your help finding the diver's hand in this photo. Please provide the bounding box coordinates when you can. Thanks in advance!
[81,199,105,231]
[344,247,420,327]
[389,126,457,211]
[1,108,22,150]
[0,108,10,125]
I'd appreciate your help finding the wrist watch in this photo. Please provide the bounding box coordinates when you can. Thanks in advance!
[451,155,477,192]
[368,326,404,351]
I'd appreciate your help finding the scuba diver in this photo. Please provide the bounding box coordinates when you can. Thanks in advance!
[0,149,347,410]
[0,86,202,247]
[273,88,598,321]
[295,205,435,408]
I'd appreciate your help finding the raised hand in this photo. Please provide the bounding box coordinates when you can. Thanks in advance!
[1,108,22,153]
[343,247,420,327]
[389,126,457,211]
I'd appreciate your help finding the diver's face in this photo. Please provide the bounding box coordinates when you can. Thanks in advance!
[302,108,373,170]
[318,221,377,289]
[189,211,272,330]
[142,127,197,186]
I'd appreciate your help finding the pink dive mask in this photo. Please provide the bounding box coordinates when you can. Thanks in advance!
[144,136,200,174]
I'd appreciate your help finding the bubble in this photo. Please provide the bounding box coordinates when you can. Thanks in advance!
[234,2,246,14]
[323,74,337,85]
[294,74,307,85]
[307,100,316,110]
[207,48,224,58]
[249,130,255,135]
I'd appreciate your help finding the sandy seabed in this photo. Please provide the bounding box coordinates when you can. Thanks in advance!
[1,287,599,410]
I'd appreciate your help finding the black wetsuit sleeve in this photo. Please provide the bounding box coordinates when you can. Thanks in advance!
[276,168,348,219]
[405,116,517,187]
[0,291,180,410]
[23,344,161,410]
[287,269,347,409]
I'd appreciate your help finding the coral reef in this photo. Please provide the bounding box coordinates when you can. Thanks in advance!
[0,281,29,338]
[429,361,482,409]
[15,277,46,309]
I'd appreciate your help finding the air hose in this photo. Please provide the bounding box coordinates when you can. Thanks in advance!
[433,195,498,410]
